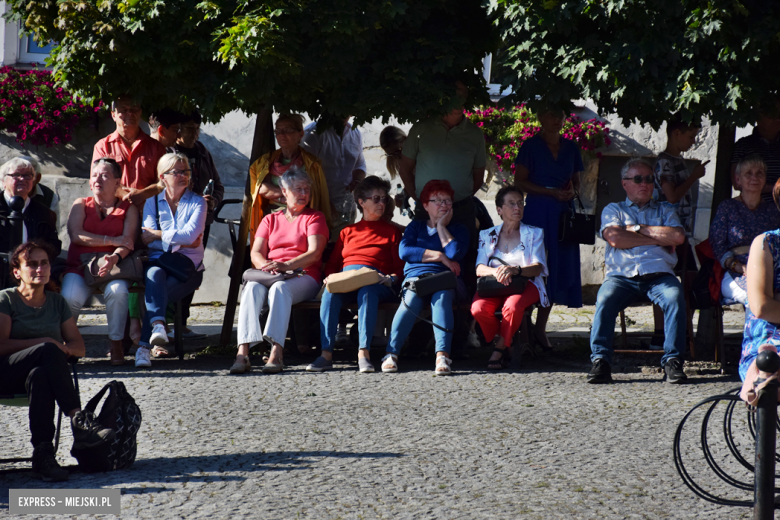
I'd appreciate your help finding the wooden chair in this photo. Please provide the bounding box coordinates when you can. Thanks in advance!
[0,358,79,473]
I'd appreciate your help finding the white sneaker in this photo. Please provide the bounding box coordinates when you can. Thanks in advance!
[150,323,169,346]
[135,347,151,368]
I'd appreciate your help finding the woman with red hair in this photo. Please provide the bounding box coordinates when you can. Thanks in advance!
[381,180,469,375]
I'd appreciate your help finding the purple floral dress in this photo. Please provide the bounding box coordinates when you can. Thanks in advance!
[740,229,780,380]
[709,197,780,291]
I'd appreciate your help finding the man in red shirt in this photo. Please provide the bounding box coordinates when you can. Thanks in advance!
[92,96,166,207]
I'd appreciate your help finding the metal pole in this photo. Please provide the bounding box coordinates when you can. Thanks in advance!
[754,349,779,520]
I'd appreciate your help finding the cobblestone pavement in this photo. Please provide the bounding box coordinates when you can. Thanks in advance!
[1,303,755,519]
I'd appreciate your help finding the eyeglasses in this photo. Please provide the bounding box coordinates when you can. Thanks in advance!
[625,175,654,184]
[428,199,453,206]
[364,195,389,204]
[7,173,34,181]
[180,124,199,133]
[165,169,191,177]
[287,186,311,194]
[274,128,300,136]
[503,201,524,209]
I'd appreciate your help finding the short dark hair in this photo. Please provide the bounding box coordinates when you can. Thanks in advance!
[149,108,184,130]
[11,240,54,271]
[354,176,391,213]
[495,185,524,208]
[179,109,202,126]
[666,112,700,137]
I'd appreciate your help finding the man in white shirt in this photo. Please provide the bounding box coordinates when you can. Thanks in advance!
[301,117,366,237]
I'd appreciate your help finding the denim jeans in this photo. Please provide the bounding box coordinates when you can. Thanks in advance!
[139,266,204,347]
[590,274,685,367]
[61,273,129,340]
[320,264,397,351]
[387,278,455,356]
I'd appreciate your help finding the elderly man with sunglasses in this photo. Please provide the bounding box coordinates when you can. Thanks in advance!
[0,158,61,258]
[588,158,687,385]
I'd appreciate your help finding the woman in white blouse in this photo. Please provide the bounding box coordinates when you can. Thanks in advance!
[471,186,549,369]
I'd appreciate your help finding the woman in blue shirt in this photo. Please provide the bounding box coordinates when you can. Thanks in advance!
[135,153,207,368]
[514,105,585,348]
[382,180,469,375]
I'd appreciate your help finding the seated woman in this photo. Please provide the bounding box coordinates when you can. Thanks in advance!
[229,168,328,374]
[61,158,139,366]
[382,180,469,376]
[710,154,780,306]
[306,176,404,373]
[739,181,780,403]
[248,113,332,241]
[0,241,114,482]
[135,153,207,368]
[471,186,548,369]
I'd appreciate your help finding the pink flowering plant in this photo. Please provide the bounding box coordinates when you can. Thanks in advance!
[0,66,103,147]
[466,104,611,180]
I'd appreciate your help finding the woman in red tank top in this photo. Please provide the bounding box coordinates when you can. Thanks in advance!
[61,158,139,365]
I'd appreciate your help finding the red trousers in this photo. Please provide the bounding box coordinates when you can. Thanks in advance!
[471,282,540,345]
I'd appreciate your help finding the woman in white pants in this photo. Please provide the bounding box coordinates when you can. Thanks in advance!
[230,168,329,374]
[61,158,139,365]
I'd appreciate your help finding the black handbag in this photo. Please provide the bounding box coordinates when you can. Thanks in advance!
[405,271,457,297]
[558,192,596,245]
[153,196,198,282]
[476,257,529,298]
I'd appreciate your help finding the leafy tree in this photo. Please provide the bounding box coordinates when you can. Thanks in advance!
[490,0,780,127]
[7,0,498,124]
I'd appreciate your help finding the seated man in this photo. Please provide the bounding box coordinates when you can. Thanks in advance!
[0,158,61,257]
[588,158,687,384]
[18,155,61,227]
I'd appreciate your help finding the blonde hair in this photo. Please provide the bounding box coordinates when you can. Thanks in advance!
[156,152,191,188]
[379,126,407,179]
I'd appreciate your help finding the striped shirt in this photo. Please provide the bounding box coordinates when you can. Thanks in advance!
[731,128,780,203]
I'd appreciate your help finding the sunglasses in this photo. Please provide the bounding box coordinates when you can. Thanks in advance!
[366,195,389,204]
[165,169,191,177]
[625,175,654,184]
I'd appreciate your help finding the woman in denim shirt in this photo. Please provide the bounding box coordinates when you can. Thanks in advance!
[135,152,207,368]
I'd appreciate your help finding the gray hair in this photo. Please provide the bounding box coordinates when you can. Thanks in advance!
[280,167,312,190]
[0,157,35,183]
[620,158,654,179]
[15,155,41,175]
[735,153,767,178]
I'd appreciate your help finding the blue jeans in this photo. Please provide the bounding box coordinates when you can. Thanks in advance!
[387,278,455,356]
[590,274,685,367]
[139,266,204,347]
[320,265,397,351]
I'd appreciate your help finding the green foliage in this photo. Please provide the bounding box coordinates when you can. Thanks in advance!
[7,0,499,125]
[490,0,780,128]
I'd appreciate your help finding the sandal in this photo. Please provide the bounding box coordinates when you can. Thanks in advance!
[358,357,375,373]
[151,345,172,358]
[487,347,508,370]
[381,354,398,373]
[434,355,453,376]
[229,356,251,374]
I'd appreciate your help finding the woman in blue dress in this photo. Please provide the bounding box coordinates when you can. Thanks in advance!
[513,106,584,347]
[739,182,780,403]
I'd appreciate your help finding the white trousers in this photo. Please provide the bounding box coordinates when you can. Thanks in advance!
[238,276,320,347]
[61,273,130,341]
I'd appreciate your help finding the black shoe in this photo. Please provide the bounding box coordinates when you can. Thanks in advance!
[32,443,69,482]
[587,359,613,384]
[71,411,115,448]
[664,358,688,384]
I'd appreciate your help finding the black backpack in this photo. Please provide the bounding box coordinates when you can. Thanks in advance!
[71,381,142,472]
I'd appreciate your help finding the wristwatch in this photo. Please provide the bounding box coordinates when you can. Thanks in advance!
[630,224,641,232]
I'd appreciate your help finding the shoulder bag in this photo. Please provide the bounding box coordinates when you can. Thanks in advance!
[476,256,529,298]
[81,250,145,288]
[558,192,596,245]
[152,196,198,282]
[242,268,306,287]
[401,270,457,333]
